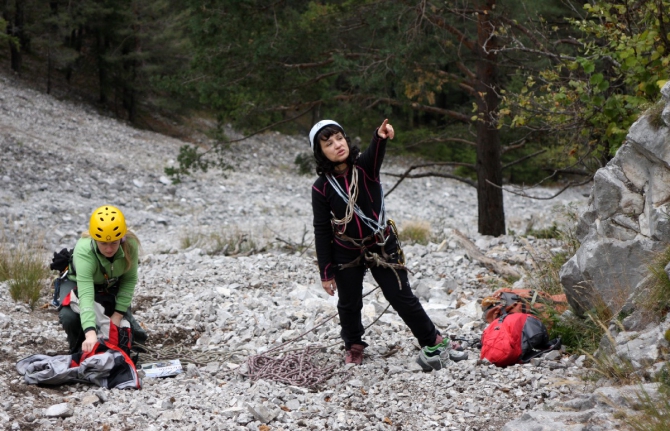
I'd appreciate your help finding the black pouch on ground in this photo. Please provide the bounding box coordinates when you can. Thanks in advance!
[49,248,74,307]
[518,316,561,363]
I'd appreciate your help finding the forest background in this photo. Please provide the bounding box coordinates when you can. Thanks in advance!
[2,0,668,236]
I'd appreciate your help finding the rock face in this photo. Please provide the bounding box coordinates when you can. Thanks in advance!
[560,82,670,317]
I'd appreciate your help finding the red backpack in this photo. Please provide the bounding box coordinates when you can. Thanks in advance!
[480,312,561,367]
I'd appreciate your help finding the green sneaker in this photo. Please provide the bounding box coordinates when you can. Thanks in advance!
[416,335,468,371]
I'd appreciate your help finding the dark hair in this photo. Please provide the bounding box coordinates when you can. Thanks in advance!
[313,125,360,176]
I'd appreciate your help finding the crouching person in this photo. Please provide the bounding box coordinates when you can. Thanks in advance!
[58,205,147,353]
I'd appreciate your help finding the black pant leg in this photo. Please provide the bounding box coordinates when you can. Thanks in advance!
[124,308,148,344]
[334,265,368,349]
[369,265,438,347]
[57,279,85,353]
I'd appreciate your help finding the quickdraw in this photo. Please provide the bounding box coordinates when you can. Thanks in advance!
[387,219,406,266]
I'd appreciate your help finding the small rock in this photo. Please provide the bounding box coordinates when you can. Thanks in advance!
[544,350,562,361]
[44,403,73,418]
[81,394,100,406]
[186,363,201,377]
[93,390,108,403]
[246,403,278,424]
[285,399,300,411]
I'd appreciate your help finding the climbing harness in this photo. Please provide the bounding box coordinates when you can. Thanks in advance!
[325,168,409,288]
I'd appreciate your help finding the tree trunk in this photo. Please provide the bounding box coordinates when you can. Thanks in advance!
[474,0,505,236]
[7,0,24,75]
[97,32,108,104]
[122,30,139,122]
[47,48,52,93]
[46,1,58,94]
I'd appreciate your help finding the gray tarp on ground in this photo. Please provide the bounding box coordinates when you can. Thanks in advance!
[16,344,140,389]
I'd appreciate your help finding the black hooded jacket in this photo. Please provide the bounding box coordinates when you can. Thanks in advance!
[311,129,397,281]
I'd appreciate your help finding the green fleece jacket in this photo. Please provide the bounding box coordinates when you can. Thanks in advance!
[67,237,139,333]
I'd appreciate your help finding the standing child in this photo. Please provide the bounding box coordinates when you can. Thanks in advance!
[310,118,466,370]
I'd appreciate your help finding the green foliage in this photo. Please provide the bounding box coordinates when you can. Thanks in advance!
[1,244,50,310]
[0,17,19,48]
[505,0,670,166]
[549,310,606,354]
[164,145,211,183]
[7,0,619,203]
[164,142,233,183]
[626,389,670,431]
[525,223,561,239]
[177,0,584,201]
[3,0,194,121]
[294,153,314,176]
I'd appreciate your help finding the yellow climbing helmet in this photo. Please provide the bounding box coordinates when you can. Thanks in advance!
[89,205,127,242]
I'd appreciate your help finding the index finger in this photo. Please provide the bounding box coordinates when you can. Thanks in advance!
[380,118,388,129]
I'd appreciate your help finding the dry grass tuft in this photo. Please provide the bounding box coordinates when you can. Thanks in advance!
[398,220,432,245]
[0,241,50,310]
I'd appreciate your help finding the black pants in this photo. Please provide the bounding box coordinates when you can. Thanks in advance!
[334,262,438,349]
[58,279,147,353]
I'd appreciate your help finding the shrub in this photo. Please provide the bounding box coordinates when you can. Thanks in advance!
[180,231,205,250]
[0,243,50,310]
[294,153,315,176]
[549,306,611,355]
[525,222,560,239]
[398,220,432,245]
[180,228,264,256]
[647,100,667,131]
[625,364,670,430]
[639,245,670,319]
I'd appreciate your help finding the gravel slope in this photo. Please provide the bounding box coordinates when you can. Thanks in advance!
[0,73,609,431]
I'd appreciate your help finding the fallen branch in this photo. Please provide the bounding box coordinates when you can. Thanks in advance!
[452,229,522,279]
[267,224,314,256]
[485,176,593,200]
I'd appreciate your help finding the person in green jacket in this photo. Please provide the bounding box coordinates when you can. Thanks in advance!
[58,205,147,353]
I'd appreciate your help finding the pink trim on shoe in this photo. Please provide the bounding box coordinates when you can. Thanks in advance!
[433,334,462,351]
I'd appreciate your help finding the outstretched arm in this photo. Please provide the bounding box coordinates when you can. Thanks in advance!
[357,118,396,180]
